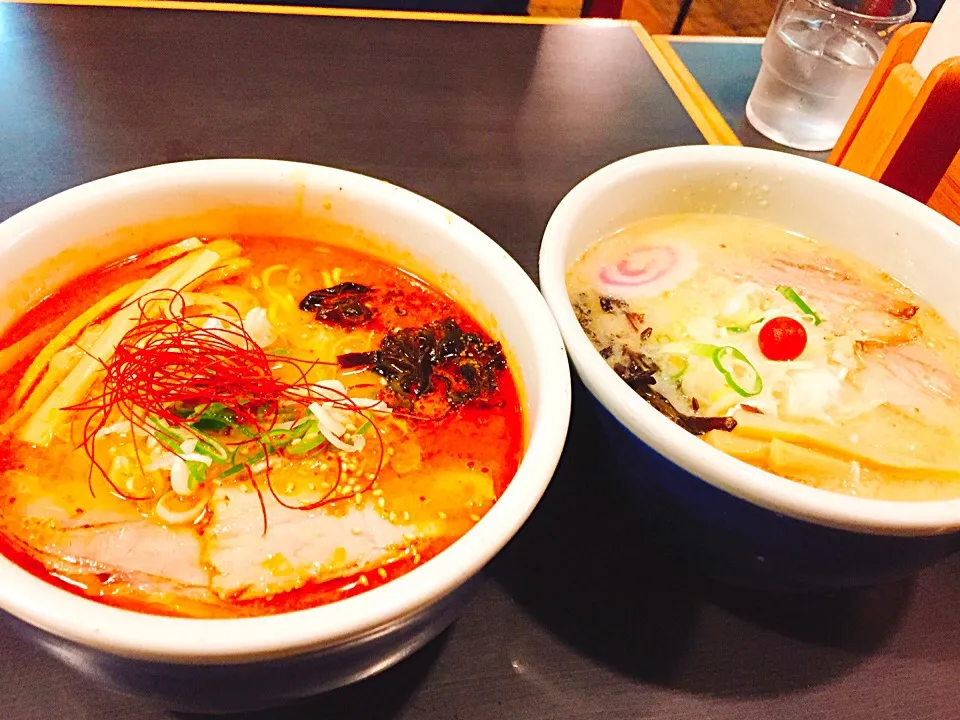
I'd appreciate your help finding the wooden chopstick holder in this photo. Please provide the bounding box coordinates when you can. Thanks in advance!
[828,23,960,223]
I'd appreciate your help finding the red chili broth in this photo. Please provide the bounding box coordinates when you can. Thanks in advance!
[0,235,525,617]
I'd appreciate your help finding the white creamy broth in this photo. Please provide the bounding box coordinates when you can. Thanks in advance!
[567,213,960,501]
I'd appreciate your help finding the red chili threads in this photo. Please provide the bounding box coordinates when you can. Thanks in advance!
[66,290,385,524]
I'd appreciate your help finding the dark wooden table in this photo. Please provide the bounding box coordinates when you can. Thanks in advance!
[2,3,960,719]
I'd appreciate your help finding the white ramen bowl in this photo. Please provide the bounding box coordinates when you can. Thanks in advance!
[0,160,571,712]
[539,145,960,589]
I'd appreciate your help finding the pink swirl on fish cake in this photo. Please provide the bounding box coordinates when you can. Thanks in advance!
[598,246,678,288]
[596,243,699,299]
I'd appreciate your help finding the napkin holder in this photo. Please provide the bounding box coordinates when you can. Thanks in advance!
[828,23,960,224]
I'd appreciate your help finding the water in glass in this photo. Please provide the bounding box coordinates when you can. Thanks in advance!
[746,13,886,151]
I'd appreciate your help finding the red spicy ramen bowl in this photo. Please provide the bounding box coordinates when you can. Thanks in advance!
[0,160,570,712]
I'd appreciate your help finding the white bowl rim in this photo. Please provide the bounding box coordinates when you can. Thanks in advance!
[539,144,960,537]
[0,158,572,662]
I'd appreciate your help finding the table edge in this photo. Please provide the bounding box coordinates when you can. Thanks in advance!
[652,34,741,146]
[666,35,763,44]
[3,0,628,24]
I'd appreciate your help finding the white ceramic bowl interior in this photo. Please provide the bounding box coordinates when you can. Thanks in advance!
[540,145,960,537]
[0,159,571,662]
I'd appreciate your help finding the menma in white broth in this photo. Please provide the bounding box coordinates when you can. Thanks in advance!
[567,213,960,501]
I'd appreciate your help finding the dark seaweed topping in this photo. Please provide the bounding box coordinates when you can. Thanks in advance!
[337,319,506,411]
[599,295,628,313]
[575,293,736,436]
[299,283,376,327]
[599,295,645,331]
[625,312,645,331]
[572,294,593,324]
[613,347,736,435]
[338,350,378,369]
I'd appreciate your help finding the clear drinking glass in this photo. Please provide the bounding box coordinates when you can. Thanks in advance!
[746,0,915,151]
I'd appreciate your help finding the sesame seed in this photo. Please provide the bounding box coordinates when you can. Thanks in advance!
[388,511,397,522]
[378,568,388,579]
[354,492,363,503]
[372,488,383,497]
[437,511,447,519]
[469,514,481,522]
[413,553,421,565]
[307,483,316,491]
[352,527,362,535]
[358,574,369,586]
[366,473,376,481]
[378,497,386,509]
[402,511,410,521]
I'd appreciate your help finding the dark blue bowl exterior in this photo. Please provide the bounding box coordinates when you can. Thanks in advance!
[4,576,478,714]
[589,396,960,589]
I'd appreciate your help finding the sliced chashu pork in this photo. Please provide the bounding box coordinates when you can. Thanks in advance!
[4,481,207,586]
[202,486,427,601]
[32,520,209,587]
[2,468,212,605]
[20,526,225,617]
[730,252,920,344]
[203,463,501,601]
[851,342,960,426]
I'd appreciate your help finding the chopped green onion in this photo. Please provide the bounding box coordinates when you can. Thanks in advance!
[185,460,208,490]
[218,463,247,479]
[688,342,720,358]
[726,318,764,334]
[189,402,238,432]
[193,436,229,462]
[712,346,763,397]
[219,417,323,472]
[149,415,184,453]
[777,286,822,326]
[662,354,689,379]
[222,436,270,474]
[287,433,327,456]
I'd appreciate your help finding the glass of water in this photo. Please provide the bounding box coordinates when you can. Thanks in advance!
[746,0,915,151]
